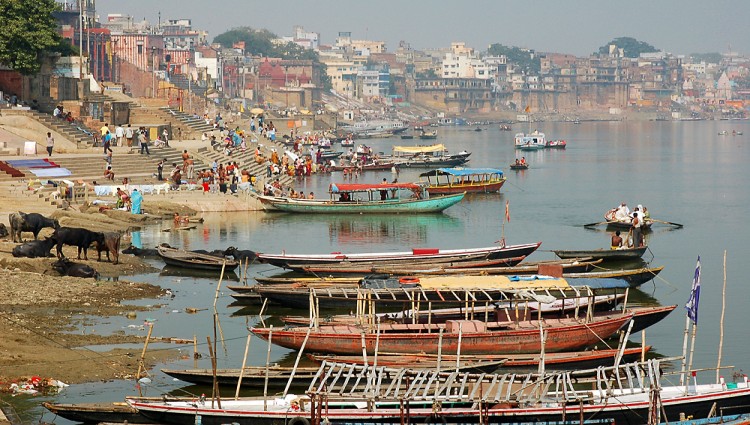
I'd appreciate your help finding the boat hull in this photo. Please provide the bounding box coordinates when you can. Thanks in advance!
[258,193,465,214]
[251,315,631,355]
[427,180,505,194]
[553,246,648,261]
[157,247,240,272]
[42,401,157,424]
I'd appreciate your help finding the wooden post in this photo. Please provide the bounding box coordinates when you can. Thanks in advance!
[192,334,198,369]
[135,323,154,397]
[234,333,252,399]
[213,261,226,309]
[206,335,221,408]
[263,326,273,411]
[283,327,312,397]
[717,250,727,383]
[455,322,463,372]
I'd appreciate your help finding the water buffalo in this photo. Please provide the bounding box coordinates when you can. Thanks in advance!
[52,227,105,260]
[51,258,99,279]
[12,237,57,258]
[224,246,257,263]
[95,232,121,264]
[9,212,60,243]
[0,223,8,238]
[122,245,159,257]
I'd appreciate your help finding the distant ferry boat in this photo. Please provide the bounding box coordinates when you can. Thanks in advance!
[341,119,407,138]
[514,130,546,150]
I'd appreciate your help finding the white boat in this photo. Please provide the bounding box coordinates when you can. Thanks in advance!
[514,130,546,150]
[340,119,407,138]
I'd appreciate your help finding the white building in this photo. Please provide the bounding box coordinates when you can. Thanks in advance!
[441,53,490,79]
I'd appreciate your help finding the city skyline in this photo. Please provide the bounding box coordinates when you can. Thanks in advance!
[94,0,750,57]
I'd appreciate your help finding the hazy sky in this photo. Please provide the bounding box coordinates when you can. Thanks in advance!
[95,0,749,56]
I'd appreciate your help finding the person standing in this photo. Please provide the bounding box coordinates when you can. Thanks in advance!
[100,123,110,138]
[103,131,113,154]
[157,159,165,181]
[114,124,125,147]
[130,188,143,214]
[162,129,170,147]
[45,132,54,156]
[631,211,643,248]
[125,124,134,147]
[139,128,150,156]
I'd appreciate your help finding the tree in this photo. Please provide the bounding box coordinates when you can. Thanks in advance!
[486,44,541,74]
[597,37,659,58]
[0,0,63,75]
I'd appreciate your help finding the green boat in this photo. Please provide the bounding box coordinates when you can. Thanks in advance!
[258,182,465,214]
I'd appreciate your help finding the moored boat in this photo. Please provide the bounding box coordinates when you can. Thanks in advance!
[545,139,567,148]
[156,245,239,272]
[256,182,465,214]
[553,246,649,262]
[564,266,664,287]
[388,143,471,168]
[514,130,546,150]
[42,401,158,424]
[256,241,542,268]
[419,167,506,194]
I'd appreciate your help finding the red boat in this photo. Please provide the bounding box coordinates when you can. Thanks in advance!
[251,314,632,356]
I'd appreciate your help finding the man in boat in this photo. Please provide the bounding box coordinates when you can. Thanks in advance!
[614,202,630,221]
[631,210,643,247]
[520,157,527,165]
[380,178,388,200]
[611,230,623,250]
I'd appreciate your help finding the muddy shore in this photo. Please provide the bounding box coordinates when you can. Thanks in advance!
[0,198,198,389]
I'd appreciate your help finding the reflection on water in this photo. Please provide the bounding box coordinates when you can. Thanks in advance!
[160,266,240,282]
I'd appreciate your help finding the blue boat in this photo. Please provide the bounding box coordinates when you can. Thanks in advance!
[257,182,465,214]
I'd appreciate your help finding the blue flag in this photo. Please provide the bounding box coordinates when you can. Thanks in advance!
[685,256,701,324]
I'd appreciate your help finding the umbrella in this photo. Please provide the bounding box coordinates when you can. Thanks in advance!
[250,107,264,115]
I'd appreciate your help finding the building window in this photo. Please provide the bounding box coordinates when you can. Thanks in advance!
[137,45,143,54]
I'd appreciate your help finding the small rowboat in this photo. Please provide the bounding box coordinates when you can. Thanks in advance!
[157,245,239,272]
[510,163,529,170]
[553,246,648,262]
[604,208,653,229]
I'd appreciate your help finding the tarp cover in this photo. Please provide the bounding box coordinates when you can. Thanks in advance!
[330,183,421,193]
[567,277,630,289]
[393,144,445,154]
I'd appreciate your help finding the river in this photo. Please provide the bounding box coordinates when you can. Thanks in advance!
[9,119,750,423]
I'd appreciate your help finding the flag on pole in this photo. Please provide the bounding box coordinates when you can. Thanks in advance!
[524,105,531,113]
[685,256,701,324]
[505,200,510,223]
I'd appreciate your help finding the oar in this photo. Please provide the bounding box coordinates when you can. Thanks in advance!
[583,221,610,228]
[651,219,683,228]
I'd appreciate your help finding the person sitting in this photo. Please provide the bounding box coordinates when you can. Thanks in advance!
[104,165,115,181]
[308,192,314,199]
[611,230,623,250]
[520,157,527,165]
[515,159,521,165]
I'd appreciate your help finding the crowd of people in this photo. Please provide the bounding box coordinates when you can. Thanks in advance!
[610,202,650,249]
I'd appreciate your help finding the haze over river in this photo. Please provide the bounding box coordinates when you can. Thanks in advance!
[13,119,750,422]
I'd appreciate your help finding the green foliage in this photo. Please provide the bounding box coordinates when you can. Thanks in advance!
[486,44,541,74]
[0,0,62,75]
[597,37,659,58]
[214,27,318,61]
[416,69,438,79]
[689,52,723,64]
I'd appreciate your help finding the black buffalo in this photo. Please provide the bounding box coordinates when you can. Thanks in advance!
[224,246,257,263]
[12,237,57,258]
[52,227,105,260]
[51,258,99,279]
[122,245,159,257]
[0,223,8,238]
[95,232,121,264]
[10,212,60,243]
[193,249,227,258]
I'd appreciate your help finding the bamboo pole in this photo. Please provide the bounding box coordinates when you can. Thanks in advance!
[135,323,154,397]
[283,327,312,397]
[234,333,252,399]
[263,326,273,411]
[455,322,463,373]
[436,328,443,394]
[192,334,198,368]
[641,330,647,363]
[680,314,690,387]
[717,250,727,383]
[213,261,226,309]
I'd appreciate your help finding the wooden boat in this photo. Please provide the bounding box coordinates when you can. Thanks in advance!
[301,257,601,276]
[42,401,157,424]
[243,274,578,309]
[399,134,413,139]
[128,358,750,425]
[295,255,526,274]
[564,266,664,287]
[499,124,512,131]
[419,167,506,194]
[161,358,507,389]
[310,346,650,372]
[418,130,438,139]
[510,162,529,170]
[256,241,542,268]
[256,182,465,214]
[604,208,653,229]
[156,245,239,272]
[553,246,648,262]
[545,139,567,148]
[388,144,471,168]
[331,161,394,172]
[251,314,632,355]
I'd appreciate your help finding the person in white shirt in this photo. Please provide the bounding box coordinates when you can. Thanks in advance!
[124,125,134,147]
[115,125,125,147]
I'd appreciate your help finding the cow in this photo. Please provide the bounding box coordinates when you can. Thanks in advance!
[52,227,105,260]
[9,212,60,243]
[51,258,99,279]
[224,246,257,263]
[95,232,121,264]
[121,245,159,257]
[12,237,57,258]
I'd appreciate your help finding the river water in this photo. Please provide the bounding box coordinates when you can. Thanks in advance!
[9,119,750,423]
